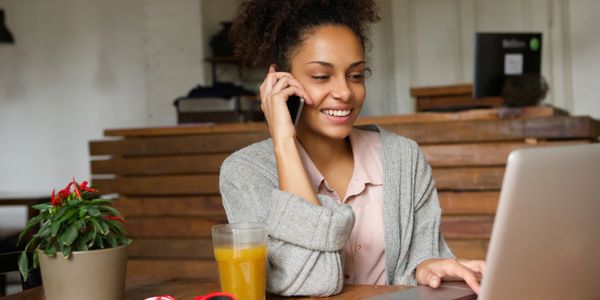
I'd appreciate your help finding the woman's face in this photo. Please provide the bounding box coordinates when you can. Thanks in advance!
[289,25,367,141]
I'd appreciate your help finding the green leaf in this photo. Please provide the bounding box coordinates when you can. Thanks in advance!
[50,220,63,237]
[106,220,126,236]
[45,244,57,257]
[94,235,104,249]
[59,225,79,246]
[106,234,118,248]
[52,205,70,221]
[97,205,120,216]
[33,251,39,269]
[74,236,89,252]
[89,199,113,205]
[90,218,108,235]
[87,207,101,217]
[35,224,52,239]
[69,199,83,207]
[73,220,85,231]
[54,208,76,223]
[31,203,52,211]
[93,218,110,235]
[17,214,44,245]
[79,206,87,218]
[18,251,29,282]
[60,245,72,258]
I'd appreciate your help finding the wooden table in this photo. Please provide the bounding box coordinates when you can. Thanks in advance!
[1,276,409,300]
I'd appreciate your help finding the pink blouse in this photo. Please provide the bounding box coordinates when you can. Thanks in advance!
[297,128,386,285]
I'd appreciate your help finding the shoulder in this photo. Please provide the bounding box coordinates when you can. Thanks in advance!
[220,138,276,177]
[355,125,421,154]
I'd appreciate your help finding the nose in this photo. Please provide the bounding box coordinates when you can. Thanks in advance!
[330,77,352,102]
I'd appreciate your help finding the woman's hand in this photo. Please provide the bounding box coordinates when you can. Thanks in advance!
[415,258,485,294]
[259,65,313,143]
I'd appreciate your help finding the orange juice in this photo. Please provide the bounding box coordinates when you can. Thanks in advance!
[214,245,267,300]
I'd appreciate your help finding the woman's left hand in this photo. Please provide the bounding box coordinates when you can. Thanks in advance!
[415,258,485,294]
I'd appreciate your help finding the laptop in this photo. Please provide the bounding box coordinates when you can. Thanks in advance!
[368,143,600,300]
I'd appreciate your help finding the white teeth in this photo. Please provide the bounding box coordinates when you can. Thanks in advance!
[322,109,351,117]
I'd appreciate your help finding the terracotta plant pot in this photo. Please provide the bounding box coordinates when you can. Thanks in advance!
[38,244,128,300]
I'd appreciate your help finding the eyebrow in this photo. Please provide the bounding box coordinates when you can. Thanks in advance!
[305,61,366,68]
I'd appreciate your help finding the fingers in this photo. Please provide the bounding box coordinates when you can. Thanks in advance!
[453,263,481,294]
[416,258,482,294]
[259,70,313,104]
[458,259,486,278]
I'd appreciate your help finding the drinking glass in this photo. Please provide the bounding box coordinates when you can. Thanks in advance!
[212,223,268,300]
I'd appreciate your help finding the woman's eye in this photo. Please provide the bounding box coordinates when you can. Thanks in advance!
[312,75,329,81]
[348,73,365,82]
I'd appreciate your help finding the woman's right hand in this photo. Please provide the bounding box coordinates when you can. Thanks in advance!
[259,65,313,143]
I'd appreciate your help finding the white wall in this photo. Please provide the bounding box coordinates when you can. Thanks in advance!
[366,0,600,118]
[142,0,207,125]
[569,0,600,118]
[0,0,147,229]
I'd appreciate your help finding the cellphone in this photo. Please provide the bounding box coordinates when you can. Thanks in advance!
[287,95,305,126]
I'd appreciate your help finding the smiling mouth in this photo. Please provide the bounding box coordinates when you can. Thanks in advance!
[321,109,352,117]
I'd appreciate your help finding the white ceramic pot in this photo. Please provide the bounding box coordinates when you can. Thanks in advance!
[38,244,128,300]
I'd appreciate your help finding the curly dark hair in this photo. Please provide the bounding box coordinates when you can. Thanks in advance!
[229,0,380,71]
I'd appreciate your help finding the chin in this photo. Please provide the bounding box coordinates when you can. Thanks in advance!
[319,125,354,140]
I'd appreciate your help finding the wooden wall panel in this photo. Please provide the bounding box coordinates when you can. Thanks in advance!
[93,175,219,195]
[433,167,505,191]
[446,239,489,260]
[422,140,588,167]
[91,154,228,175]
[441,216,494,239]
[114,196,224,217]
[127,259,218,279]
[90,131,269,156]
[439,192,499,215]
[128,238,214,259]
[126,217,227,238]
[90,111,598,279]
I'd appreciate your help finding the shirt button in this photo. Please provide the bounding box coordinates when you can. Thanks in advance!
[344,274,350,279]
[356,244,362,250]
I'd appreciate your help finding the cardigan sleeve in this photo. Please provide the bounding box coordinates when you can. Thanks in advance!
[218,152,355,296]
[395,143,454,285]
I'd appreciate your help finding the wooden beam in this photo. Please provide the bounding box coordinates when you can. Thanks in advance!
[91,154,228,175]
[380,116,598,144]
[128,238,214,259]
[125,216,227,238]
[446,239,489,260]
[422,140,588,167]
[89,131,269,156]
[92,175,219,195]
[127,259,218,279]
[113,196,224,217]
[433,167,505,191]
[439,192,499,215]
[441,216,494,239]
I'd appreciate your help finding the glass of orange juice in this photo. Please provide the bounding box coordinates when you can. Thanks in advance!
[212,223,268,300]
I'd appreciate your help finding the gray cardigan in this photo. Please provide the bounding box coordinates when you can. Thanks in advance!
[218,126,453,296]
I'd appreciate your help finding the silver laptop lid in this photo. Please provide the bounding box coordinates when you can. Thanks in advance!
[480,143,600,300]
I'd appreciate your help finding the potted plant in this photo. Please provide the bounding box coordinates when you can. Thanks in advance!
[17,179,132,300]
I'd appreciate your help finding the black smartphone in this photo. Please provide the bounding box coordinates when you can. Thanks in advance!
[287,95,305,126]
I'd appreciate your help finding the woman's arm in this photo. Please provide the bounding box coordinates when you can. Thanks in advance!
[219,153,355,296]
[260,65,320,205]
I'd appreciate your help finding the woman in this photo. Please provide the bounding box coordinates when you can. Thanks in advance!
[219,0,484,296]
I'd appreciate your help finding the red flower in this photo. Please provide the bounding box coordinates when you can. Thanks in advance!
[58,189,70,200]
[105,215,126,223]
[50,189,61,207]
[80,181,99,193]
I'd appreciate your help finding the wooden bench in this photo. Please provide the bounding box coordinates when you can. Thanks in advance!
[89,106,599,278]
